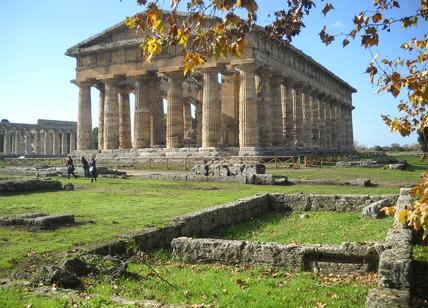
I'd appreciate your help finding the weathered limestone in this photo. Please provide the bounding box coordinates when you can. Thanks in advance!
[97,84,105,150]
[134,77,151,148]
[302,86,313,147]
[221,73,240,146]
[183,102,193,143]
[294,84,304,147]
[53,130,61,154]
[270,76,283,146]
[201,68,222,149]
[0,179,63,195]
[239,63,259,150]
[172,237,379,274]
[257,68,273,147]
[311,92,320,146]
[165,72,185,148]
[76,82,92,150]
[103,80,119,149]
[282,79,295,147]
[149,76,165,146]
[118,89,132,149]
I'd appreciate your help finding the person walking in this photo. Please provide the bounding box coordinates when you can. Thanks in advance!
[65,156,77,179]
[89,156,98,183]
[81,156,90,177]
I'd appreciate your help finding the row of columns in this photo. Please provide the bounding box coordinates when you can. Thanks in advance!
[1,128,76,155]
[76,64,354,152]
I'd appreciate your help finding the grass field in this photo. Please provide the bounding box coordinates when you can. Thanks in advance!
[269,155,427,188]
[213,211,393,244]
[0,154,426,307]
[0,254,377,308]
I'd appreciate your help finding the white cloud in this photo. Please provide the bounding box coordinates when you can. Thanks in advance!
[330,20,345,28]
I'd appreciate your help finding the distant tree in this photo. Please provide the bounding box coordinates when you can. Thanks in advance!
[92,127,99,150]
[370,145,384,152]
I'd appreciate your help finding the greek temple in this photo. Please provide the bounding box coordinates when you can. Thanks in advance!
[66,17,356,156]
[0,119,77,155]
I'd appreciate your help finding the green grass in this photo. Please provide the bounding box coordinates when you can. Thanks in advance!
[83,253,375,308]
[268,154,428,187]
[0,259,375,308]
[213,211,393,244]
[413,244,428,262]
[0,176,400,272]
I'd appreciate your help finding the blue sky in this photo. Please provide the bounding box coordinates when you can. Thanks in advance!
[0,0,425,147]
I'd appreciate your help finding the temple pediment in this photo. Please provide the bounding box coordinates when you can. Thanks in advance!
[66,22,140,56]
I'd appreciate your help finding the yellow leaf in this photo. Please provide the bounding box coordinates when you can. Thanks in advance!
[399,209,409,223]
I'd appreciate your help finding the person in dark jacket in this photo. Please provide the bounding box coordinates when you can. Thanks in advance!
[65,156,77,179]
[89,156,98,183]
[81,156,90,177]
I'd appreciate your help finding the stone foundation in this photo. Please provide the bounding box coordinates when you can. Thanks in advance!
[171,237,381,274]
[87,193,398,256]
[0,213,75,229]
[0,179,63,195]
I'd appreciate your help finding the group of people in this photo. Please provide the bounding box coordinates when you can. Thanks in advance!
[65,155,98,182]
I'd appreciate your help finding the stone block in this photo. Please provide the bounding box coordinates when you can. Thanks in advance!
[30,215,75,228]
[362,199,391,219]
[365,288,410,308]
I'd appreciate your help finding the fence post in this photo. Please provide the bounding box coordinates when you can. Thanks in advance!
[275,156,278,168]
[166,158,169,170]
[185,157,188,171]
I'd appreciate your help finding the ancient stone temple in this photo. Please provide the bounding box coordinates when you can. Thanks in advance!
[66,17,355,156]
[0,119,77,156]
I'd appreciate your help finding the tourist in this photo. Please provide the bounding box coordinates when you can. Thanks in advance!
[65,155,77,180]
[89,156,98,183]
[81,156,90,177]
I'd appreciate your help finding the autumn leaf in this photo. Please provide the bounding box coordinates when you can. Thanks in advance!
[322,3,334,16]
[399,209,409,223]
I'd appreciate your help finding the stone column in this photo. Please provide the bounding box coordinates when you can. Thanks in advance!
[318,95,326,148]
[282,79,295,147]
[70,131,76,152]
[302,86,313,148]
[14,129,25,155]
[97,84,105,150]
[239,63,259,148]
[221,72,240,146]
[165,72,185,148]
[183,102,193,143]
[330,100,337,148]
[294,84,304,147]
[134,77,151,148]
[3,129,9,154]
[103,80,119,149]
[38,130,45,154]
[257,68,273,147]
[202,68,222,149]
[270,76,283,147]
[347,107,355,149]
[149,76,165,146]
[44,130,52,155]
[311,91,320,146]
[195,96,203,146]
[53,130,61,154]
[76,81,92,150]
[24,130,32,154]
[337,103,346,149]
[118,89,132,149]
[61,130,67,154]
